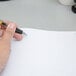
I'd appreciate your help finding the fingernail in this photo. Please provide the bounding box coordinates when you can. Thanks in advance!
[8,23,15,29]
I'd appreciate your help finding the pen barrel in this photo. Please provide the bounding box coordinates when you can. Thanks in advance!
[0,22,23,34]
[15,28,23,34]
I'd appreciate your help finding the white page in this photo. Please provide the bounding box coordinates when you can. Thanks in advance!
[1,28,76,76]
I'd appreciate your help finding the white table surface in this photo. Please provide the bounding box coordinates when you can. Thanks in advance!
[0,0,76,31]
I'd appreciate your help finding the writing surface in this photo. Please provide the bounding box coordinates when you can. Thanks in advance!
[1,28,76,76]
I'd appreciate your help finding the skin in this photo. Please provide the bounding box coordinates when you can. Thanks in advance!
[0,21,23,72]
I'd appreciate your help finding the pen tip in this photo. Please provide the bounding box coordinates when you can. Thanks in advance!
[23,32,27,36]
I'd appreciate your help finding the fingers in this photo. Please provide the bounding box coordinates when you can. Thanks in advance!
[3,20,18,27]
[0,20,23,41]
[0,30,3,37]
[4,20,23,41]
[3,20,14,25]
[2,23,16,41]
[14,33,23,41]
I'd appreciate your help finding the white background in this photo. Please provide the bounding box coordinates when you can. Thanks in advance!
[1,28,76,76]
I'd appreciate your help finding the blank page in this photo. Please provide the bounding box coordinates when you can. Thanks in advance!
[1,28,76,76]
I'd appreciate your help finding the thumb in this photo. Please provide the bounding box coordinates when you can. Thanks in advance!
[2,23,16,41]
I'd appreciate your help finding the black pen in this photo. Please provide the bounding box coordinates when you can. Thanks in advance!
[0,20,27,35]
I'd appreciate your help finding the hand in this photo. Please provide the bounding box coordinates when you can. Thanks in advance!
[0,21,23,72]
[0,20,23,41]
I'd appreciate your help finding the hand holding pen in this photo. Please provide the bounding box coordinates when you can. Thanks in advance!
[0,20,24,72]
[0,20,24,41]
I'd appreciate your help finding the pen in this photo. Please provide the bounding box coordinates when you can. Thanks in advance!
[0,20,27,35]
